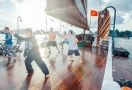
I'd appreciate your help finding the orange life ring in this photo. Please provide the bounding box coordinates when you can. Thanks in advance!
[121,87,132,90]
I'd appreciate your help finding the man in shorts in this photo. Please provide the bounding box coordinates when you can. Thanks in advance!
[60,30,83,63]
[41,27,60,53]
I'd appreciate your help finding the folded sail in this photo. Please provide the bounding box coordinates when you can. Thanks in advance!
[45,0,89,30]
[97,9,110,46]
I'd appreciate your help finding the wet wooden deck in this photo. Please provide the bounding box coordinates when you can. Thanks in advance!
[113,56,132,81]
[0,47,107,90]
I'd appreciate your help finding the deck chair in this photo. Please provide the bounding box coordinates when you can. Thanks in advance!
[13,39,22,52]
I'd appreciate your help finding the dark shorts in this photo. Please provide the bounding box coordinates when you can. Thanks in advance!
[68,49,80,56]
[47,41,57,47]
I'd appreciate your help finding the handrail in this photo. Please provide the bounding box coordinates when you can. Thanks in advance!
[101,39,120,90]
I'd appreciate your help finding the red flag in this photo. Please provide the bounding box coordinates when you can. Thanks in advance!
[90,10,98,16]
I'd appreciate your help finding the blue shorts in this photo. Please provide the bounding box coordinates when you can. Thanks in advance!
[61,41,68,44]
[68,49,80,56]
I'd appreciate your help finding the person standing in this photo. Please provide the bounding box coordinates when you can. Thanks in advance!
[12,28,50,78]
[41,27,60,53]
[59,31,68,49]
[60,30,83,63]
[0,27,17,60]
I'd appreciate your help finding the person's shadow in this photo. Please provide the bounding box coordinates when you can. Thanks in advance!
[19,72,34,90]
[52,62,85,89]
[67,60,74,72]
[6,58,16,71]
[6,59,11,67]
[49,53,59,68]
[59,52,68,65]
[42,77,51,90]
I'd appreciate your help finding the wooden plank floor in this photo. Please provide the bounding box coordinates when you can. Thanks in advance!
[113,56,132,81]
[0,46,107,90]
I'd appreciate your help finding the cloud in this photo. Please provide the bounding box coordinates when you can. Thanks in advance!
[102,0,110,3]
[116,16,125,24]
[1,0,130,31]
[0,9,3,12]
[111,16,125,24]
[0,0,4,2]
[0,15,15,21]
[116,19,132,31]
[0,14,15,30]
[90,0,132,31]
[9,0,49,30]
[101,0,132,13]
[10,0,24,3]
[129,11,132,18]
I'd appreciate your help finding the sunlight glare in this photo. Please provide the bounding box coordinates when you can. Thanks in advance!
[16,0,47,30]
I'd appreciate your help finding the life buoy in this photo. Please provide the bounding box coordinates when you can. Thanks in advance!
[121,87,132,90]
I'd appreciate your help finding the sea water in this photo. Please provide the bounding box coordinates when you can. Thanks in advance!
[0,34,132,59]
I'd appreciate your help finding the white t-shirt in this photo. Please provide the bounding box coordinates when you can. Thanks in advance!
[68,35,78,50]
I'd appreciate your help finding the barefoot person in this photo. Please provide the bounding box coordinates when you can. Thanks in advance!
[12,28,49,78]
[60,30,83,63]
[41,27,60,53]
[0,27,17,60]
[59,31,68,49]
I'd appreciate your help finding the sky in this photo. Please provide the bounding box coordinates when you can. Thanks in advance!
[0,0,132,34]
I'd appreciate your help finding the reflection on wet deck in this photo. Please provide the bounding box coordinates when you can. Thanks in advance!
[113,56,132,82]
[0,46,107,90]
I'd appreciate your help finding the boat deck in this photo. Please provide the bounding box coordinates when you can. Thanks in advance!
[113,56,132,81]
[0,47,107,90]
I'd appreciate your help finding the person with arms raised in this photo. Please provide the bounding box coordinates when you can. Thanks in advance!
[41,27,60,53]
[0,27,17,60]
[12,28,50,78]
[60,30,83,64]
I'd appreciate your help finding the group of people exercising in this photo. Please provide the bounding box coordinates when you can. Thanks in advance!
[0,27,83,78]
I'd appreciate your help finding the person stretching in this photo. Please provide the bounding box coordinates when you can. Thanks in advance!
[41,27,60,53]
[0,27,17,60]
[60,30,83,63]
[12,28,50,78]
